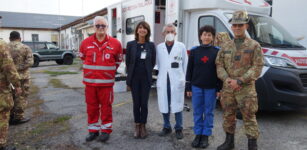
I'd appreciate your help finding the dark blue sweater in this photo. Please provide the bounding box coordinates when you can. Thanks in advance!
[186,44,222,91]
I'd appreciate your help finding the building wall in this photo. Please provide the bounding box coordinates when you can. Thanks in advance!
[59,21,96,51]
[0,28,59,44]
[60,26,81,50]
[272,0,307,48]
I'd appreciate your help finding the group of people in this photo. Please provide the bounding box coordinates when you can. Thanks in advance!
[0,17,34,150]
[79,10,264,150]
[0,10,264,150]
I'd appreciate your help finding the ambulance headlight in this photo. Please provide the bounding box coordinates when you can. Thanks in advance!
[264,56,296,68]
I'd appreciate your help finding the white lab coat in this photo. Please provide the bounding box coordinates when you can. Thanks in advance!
[156,41,188,113]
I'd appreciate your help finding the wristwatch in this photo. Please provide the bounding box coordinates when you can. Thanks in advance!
[236,79,243,86]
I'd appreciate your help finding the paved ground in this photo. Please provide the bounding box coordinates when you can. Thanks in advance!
[7,61,307,150]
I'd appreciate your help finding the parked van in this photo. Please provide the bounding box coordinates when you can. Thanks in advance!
[105,0,307,110]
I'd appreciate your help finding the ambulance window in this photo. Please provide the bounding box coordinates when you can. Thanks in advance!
[215,19,229,34]
[126,15,145,35]
[199,16,214,28]
[199,16,232,37]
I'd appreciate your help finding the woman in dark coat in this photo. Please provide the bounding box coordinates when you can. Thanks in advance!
[125,21,156,139]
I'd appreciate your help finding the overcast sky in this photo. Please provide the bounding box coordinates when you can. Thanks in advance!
[0,0,122,16]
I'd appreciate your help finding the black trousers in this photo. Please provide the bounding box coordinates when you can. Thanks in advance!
[131,74,151,124]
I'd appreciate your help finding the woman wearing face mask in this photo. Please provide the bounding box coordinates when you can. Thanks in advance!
[126,21,156,139]
[186,25,222,148]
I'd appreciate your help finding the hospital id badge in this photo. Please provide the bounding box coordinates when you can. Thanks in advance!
[140,51,147,59]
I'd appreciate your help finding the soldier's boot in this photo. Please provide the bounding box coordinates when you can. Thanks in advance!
[0,145,16,150]
[248,139,257,150]
[134,123,141,139]
[217,133,234,150]
[9,117,31,125]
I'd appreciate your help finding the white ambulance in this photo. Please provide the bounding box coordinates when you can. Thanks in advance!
[107,0,307,111]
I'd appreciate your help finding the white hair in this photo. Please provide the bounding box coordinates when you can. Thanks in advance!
[93,16,108,25]
[162,23,176,33]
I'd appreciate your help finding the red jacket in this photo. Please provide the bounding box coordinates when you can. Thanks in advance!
[79,34,123,86]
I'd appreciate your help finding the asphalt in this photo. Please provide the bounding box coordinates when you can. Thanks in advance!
[7,61,307,150]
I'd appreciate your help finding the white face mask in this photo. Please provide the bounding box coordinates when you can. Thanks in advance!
[165,33,175,42]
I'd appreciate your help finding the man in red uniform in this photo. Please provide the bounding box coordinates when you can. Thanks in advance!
[79,16,123,142]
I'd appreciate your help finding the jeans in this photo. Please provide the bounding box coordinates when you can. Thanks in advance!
[162,111,183,130]
[161,73,183,130]
[192,86,216,136]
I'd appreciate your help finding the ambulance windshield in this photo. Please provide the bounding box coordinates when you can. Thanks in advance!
[226,14,305,50]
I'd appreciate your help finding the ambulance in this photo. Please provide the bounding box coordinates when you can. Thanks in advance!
[107,0,307,111]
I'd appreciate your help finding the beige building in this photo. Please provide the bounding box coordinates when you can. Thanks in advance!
[0,11,79,48]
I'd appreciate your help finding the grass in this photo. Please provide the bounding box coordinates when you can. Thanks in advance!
[30,115,72,135]
[48,78,70,88]
[43,70,78,76]
[29,84,40,95]
[52,115,71,124]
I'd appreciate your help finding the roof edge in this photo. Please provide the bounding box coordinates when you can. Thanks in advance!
[58,8,107,30]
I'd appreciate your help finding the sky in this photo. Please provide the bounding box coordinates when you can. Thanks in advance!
[0,0,123,16]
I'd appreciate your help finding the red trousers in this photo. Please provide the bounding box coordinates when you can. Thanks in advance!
[85,85,114,133]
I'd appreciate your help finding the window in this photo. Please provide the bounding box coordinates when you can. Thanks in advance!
[32,34,39,42]
[23,42,34,50]
[198,16,230,35]
[155,11,161,24]
[46,43,58,49]
[246,15,304,49]
[35,43,47,49]
[155,0,166,6]
[126,15,145,35]
[199,16,214,28]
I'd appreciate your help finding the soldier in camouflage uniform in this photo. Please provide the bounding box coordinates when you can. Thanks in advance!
[8,31,33,125]
[215,11,264,150]
[214,32,231,48]
[0,18,22,150]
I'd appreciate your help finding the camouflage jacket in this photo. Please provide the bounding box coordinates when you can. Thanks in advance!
[215,37,264,84]
[8,41,33,79]
[0,39,21,93]
[214,32,232,48]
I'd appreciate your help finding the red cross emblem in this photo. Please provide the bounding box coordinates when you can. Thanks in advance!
[201,56,209,63]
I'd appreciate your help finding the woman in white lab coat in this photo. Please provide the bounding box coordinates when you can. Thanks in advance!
[156,23,188,139]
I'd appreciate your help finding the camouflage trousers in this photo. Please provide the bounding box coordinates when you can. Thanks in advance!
[11,79,30,120]
[0,91,14,147]
[220,84,259,139]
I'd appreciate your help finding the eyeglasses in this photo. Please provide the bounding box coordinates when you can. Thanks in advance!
[232,24,244,28]
[95,24,107,29]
